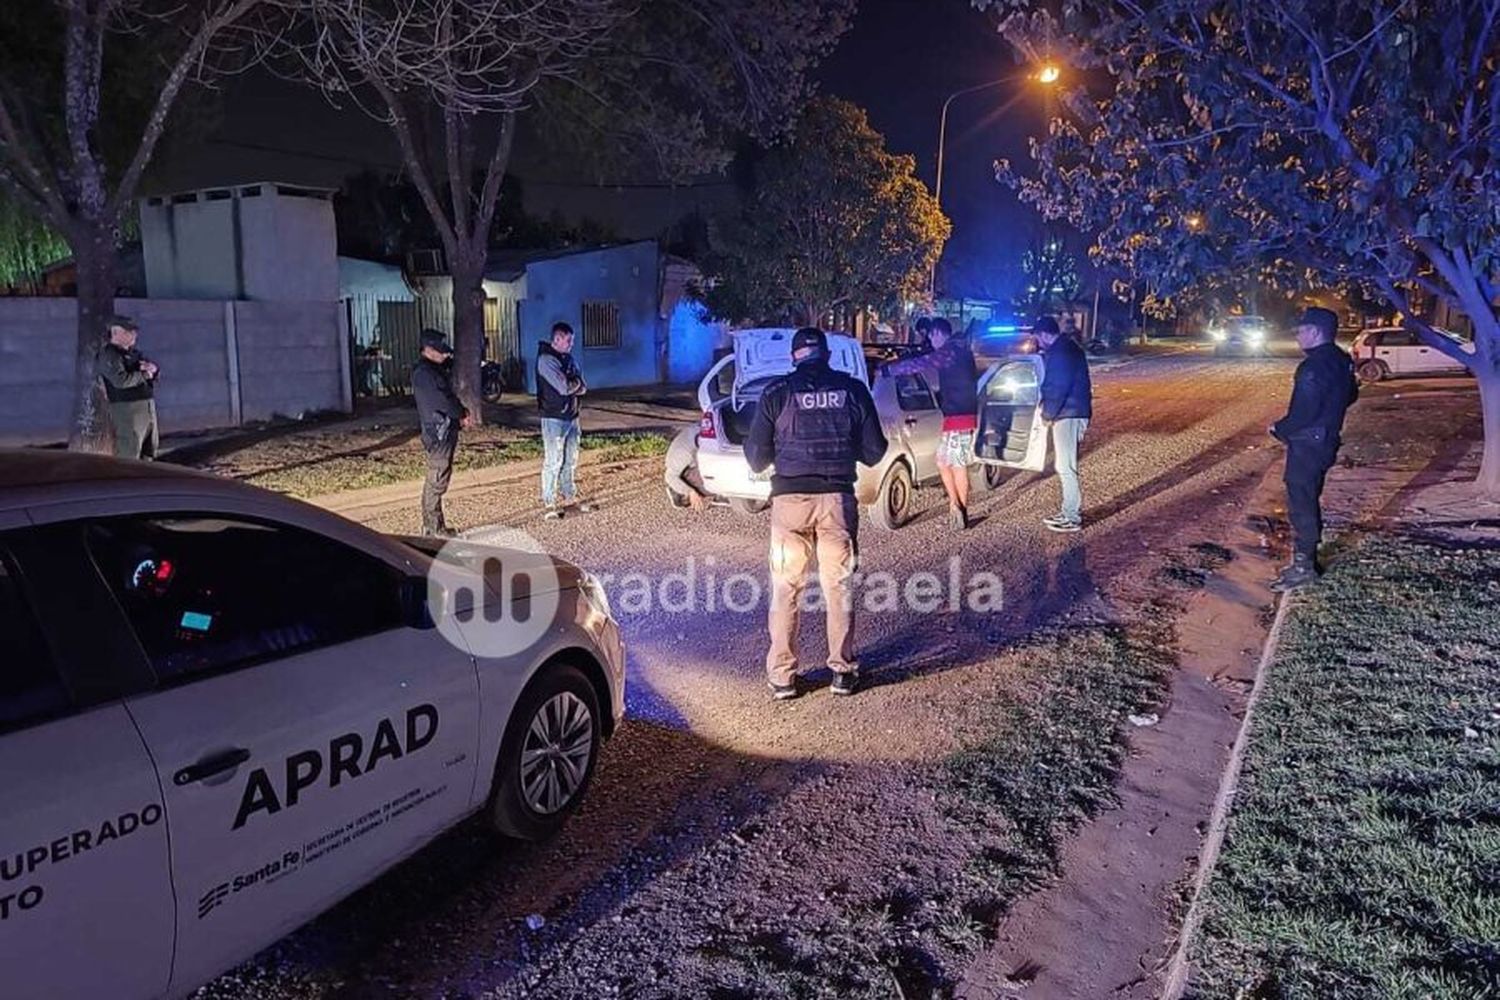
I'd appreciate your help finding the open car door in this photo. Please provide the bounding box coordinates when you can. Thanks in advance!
[975,356,1048,471]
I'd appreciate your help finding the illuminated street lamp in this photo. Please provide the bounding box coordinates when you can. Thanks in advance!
[1185,213,1205,231]
[932,64,1062,295]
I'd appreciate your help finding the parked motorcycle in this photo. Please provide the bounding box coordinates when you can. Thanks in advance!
[481,359,506,402]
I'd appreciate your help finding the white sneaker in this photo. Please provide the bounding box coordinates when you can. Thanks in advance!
[1046,519,1082,533]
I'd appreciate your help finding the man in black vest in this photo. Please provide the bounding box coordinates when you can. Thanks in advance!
[535,321,589,519]
[746,328,888,700]
[412,329,471,537]
[95,315,160,460]
[887,317,980,529]
[1270,307,1358,591]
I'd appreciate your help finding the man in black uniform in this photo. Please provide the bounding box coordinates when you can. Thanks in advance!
[1270,307,1358,591]
[412,329,472,537]
[95,315,160,460]
[746,328,888,700]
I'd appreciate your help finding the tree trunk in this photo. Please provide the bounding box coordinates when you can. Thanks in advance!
[449,252,486,424]
[1477,369,1500,498]
[69,225,116,452]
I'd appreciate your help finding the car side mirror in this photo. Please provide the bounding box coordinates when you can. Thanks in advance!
[398,575,436,630]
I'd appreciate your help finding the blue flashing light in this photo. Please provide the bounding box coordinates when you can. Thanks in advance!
[986,324,1020,334]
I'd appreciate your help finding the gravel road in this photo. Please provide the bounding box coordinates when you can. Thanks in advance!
[197,350,1302,1000]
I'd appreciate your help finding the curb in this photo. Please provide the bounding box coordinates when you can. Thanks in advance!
[1159,591,1293,999]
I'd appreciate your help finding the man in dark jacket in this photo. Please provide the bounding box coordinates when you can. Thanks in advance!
[887,317,980,529]
[536,321,589,519]
[1269,307,1358,590]
[746,328,888,700]
[412,329,472,536]
[95,315,160,460]
[1035,316,1093,532]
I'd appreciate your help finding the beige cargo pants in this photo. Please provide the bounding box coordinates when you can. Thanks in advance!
[765,492,859,685]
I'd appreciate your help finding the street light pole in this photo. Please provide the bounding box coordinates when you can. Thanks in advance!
[930,66,1060,300]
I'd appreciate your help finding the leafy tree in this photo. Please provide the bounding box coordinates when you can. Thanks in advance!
[1018,223,1081,315]
[978,0,1500,494]
[0,0,269,448]
[704,97,951,326]
[0,195,70,293]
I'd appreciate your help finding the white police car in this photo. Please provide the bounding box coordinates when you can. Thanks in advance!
[0,451,624,999]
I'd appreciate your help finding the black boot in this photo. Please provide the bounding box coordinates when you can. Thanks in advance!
[1271,553,1319,592]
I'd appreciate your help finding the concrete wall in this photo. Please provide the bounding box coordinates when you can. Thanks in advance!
[141,184,339,302]
[0,297,347,446]
[521,241,661,391]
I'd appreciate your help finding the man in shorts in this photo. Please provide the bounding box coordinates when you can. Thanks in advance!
[887,317,980,529]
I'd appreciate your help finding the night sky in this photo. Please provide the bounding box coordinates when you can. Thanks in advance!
[150,0,1042,299]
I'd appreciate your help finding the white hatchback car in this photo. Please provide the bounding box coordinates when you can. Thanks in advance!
[1350,326,1473,382]
[694,329,1050,528]
[0,451,625,1000]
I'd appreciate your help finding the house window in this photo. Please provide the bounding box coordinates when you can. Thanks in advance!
[582,300,622,349]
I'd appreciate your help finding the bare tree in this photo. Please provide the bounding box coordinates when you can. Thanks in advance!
[0,0,269,449]
[279,0,622,418]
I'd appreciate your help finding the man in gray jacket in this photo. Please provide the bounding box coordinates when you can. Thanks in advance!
[95,315,160,460]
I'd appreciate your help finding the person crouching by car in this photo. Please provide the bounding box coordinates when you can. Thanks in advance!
[1034,315,1093,533]
[886,317,980,530]
[745,328,888,701]
[664,426,710,511]
[412,329,473,537]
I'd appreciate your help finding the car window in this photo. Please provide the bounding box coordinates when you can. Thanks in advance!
[0,547,71,733]
[895,374,938,412]
[84,515,405,685]
[985,361,1042,407]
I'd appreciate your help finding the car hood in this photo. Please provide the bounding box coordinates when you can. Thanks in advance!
[394,534,584,596]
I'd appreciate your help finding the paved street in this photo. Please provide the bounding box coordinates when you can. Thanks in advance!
[200,351,1306,998]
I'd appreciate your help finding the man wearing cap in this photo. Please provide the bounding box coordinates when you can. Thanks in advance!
[95,315,160,460]
[1269,307,1358,590]
[1035,315,1093,532]
[745,327,888,700]
[412,329,472,537]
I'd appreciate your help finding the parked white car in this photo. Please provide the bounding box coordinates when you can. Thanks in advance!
[694,329,1049,529]
[1350,326,1473,382]
[0,451,625,1000]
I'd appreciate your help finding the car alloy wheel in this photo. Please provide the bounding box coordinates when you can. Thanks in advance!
[520,691,594,816]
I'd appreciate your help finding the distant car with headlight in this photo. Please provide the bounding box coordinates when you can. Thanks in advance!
[0,451,624,1000]
[1207,315,1271,356]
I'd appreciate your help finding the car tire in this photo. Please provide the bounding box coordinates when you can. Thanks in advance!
[489,663,602,841]
[729,497,769,515]
[979,463,1007,492]
[1357,359,1389,383]
[871,461,914,530]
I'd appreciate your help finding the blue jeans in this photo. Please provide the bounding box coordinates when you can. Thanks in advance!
[541,417,580,506]
[1051,417,1089,522]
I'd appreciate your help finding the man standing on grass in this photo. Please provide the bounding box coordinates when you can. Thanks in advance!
[1269,306,1358,591]
[96,315,160,460]
[412,329,472,537]
[536,321,591,520]
[1034,315,1093,532]
[886,317,980,529]
[746,327,887,701]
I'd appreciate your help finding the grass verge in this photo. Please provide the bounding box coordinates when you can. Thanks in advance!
[1189,536,1500,999]
[236,430,669,497]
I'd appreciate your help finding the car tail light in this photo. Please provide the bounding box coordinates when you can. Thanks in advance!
[698,411,717,439]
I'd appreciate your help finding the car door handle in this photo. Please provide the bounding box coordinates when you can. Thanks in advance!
[903,416,920,425]
[174,748,251,786]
